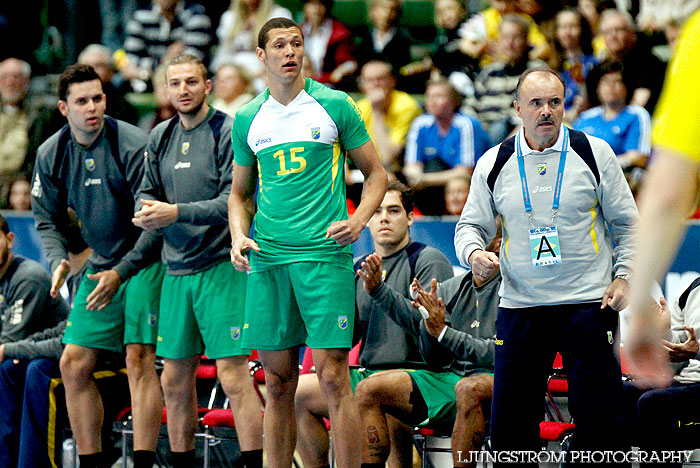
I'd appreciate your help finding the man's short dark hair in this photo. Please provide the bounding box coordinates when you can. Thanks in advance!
[515,66,565,102]
[258,17,303,49]
[0,214,9,235]
[387,181,414,214]
[58,64,102,101]
[585,60,626,108]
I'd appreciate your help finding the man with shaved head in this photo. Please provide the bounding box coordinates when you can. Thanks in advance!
[455,66,638,462]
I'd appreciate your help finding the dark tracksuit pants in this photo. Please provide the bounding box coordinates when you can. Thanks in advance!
[0,358,63,468]
[490,302,628,466]
[623,379,700,467]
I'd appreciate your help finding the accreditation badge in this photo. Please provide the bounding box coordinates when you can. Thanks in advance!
[529,226,562,267]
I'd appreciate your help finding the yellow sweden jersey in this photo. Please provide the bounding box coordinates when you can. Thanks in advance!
[232,78,370,271]
[652,9,700,162]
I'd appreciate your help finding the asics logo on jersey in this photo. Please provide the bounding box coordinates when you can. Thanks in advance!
[84,178,102,186]
[174,161,191,170]
[255,138,271,147]
[531,185,552,193]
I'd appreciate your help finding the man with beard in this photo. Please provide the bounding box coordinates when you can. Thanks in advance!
[0,213,68,348]
[455,66,637,464]
[0,211,72,467]
[133,54,263,468]
[31,64,164,468]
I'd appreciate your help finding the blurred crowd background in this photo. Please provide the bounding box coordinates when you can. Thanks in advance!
[1,0,696,215]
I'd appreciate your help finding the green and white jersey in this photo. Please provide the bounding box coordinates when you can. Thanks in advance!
[232,78,369,271]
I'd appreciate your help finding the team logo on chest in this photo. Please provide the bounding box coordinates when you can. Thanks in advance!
[85,158,96,172]
[537,163,547,176]
[311,127,320,140]
[181,142,190,155]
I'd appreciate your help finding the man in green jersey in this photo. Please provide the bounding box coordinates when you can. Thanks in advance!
[228,17,387,468]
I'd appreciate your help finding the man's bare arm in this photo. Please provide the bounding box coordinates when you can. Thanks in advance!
[326,140,388,245]
[228,163,260,271]
[628,147,699,384]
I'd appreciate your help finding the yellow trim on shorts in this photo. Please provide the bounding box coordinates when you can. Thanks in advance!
[48,369,127,468]
[48,377,62,468]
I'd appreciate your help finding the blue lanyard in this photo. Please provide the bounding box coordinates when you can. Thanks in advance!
[516,127,569,225]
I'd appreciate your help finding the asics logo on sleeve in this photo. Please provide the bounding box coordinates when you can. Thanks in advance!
[31,174,42,198]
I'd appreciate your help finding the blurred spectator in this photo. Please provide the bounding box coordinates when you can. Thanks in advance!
[636,0,700,33]
[444,176,470,216]
[211,0,292,73]
[300,0,357,89]
[8,177,31,211]
[78,44,140,125]
[553,8,598,122]
[211,63,254,116]
[357,60,422,174]
[464,0,551,67]
[462,14,545,144]
[518,0,564,42]
[431,0,481,83]
[138,65,175,131]
[404,79,490,215]
[595,8,666,113]
[575,60,651,193]
[355,0,415,90]
[577,0,617,56]
[662,17,684,52]
[122,0,212,82]
[98,0,140,51]
[0,58,49,178]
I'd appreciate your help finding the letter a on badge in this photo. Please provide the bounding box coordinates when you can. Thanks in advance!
[537,235,556,260]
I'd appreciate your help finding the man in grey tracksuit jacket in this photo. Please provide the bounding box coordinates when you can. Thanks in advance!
[454,68,638,463]
[132,55,262,468]
[31,64,163,468]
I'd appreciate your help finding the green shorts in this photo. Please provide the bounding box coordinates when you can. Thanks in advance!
[157,260,248,359]
[242,262,354,350]
[407,369,462,427]
[350,368,461,427]
[63,262,165,353]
